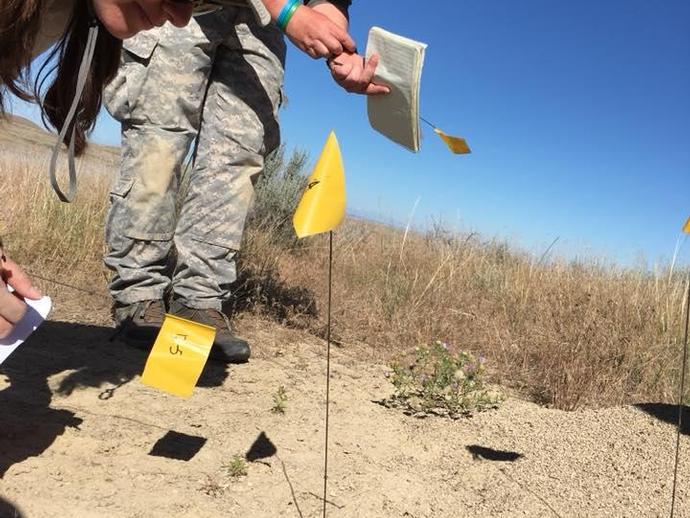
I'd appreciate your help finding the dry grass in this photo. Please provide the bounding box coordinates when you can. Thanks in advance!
[1,121,687,411]
[268,223,687,410]
[1,147,111,291]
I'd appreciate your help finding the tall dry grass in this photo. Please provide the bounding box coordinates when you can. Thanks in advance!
[258,222,688,410]
[2,143,688,410]
[0,147,111,288]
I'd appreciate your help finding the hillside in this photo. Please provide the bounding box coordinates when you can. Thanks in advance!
[0,114,118,171]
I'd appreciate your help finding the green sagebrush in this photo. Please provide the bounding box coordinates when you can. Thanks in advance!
[386,340,502,419]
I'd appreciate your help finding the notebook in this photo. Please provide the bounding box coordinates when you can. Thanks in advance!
[366,27,428,152]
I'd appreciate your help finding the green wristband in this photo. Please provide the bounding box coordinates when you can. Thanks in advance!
[277,0,300,31]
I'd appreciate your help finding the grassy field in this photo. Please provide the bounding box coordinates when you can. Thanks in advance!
[2,115,688,411]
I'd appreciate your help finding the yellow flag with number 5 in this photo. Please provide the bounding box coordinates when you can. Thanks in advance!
[141,315,216,398]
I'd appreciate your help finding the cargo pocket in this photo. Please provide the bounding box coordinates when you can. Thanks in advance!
[104,34,159,123]
[105,175,135,247]
[110,175,135,198]
[107,173,176,243]
[122,32,159,60]
[121,35,159,122]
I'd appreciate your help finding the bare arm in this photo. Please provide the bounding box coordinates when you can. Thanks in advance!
[313,3,389,95]
[0,246,41,339]
[310,1,349,30]
[260,0,354,58]
[261,0,388,95]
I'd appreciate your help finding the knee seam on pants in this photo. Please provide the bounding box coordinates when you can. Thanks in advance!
[183,234,241,253]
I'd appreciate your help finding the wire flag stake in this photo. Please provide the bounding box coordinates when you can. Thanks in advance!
[322,231,334,517]
[670,218,690,518]
[292,132,346,516]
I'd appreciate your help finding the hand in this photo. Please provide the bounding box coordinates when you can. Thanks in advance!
[284,6,356,59]
[0,255,41,339]
[327,53,390,96]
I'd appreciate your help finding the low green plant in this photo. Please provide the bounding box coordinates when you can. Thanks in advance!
[271,385,288,414]
[224,455,248,478]
[386,340,502,418]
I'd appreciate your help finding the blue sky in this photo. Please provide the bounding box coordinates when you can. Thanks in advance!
[12,0,690,266]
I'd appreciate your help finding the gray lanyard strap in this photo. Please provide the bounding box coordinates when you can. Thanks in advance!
[49,19,99,203]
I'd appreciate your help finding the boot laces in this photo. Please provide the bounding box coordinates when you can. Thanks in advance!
[203,308,230,331]
[139,300,165,323]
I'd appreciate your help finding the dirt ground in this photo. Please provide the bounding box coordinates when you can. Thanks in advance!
[0,288,688,518]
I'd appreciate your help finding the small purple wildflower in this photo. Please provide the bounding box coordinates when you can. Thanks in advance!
[464,362,478,376]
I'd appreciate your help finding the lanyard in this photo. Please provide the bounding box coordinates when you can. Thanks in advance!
[48,10,100,203]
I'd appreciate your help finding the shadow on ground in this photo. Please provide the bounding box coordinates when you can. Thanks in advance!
[635,403,689,436]
[466,445,524,462]
[0,320,229,478]
[242,432,305,518]
[0,496,24,517]
[246,431,277,463]
[149,431,208,461]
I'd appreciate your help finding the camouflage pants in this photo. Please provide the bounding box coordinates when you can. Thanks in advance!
[104,8,285,313]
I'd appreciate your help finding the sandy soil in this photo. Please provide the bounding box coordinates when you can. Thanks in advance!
[0,288,688,518]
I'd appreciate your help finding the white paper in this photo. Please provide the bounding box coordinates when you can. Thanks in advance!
[0,296,52,364]
[366,27,428,152]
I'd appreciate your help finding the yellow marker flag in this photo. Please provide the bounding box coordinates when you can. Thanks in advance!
[434,128,471,155]
[293,131,346,238]
[683,217,690,234]
[140,315,216,398]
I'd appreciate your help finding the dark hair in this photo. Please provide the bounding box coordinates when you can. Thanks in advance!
[0,0,122,155]
[0,0,44,105]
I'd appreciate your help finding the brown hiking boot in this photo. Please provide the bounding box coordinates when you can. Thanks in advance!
[169,300,250,364]
[115,300,166,349]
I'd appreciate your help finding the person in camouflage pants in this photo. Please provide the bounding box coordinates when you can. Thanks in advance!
[104,1,387,362]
